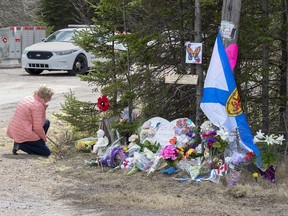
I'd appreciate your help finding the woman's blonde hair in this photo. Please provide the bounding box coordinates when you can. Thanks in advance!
[35,85,54,100]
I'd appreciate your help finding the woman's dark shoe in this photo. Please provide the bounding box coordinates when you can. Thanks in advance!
[12,143,20,155]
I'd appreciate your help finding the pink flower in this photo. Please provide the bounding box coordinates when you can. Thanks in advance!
[159,145,178,160]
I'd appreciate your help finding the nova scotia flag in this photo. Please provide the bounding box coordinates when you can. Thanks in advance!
[200,31,260,157]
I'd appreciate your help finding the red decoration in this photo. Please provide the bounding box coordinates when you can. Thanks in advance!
[245,152,255,161]
[97,95,110,111]
[169,137,177,145]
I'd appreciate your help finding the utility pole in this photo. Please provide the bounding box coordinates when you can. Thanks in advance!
[221,0,242,150]
[221,0,242,48]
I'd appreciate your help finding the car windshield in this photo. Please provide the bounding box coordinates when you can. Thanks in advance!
[44,30,75,42]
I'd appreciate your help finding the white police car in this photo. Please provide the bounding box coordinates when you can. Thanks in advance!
[21,26,98,75]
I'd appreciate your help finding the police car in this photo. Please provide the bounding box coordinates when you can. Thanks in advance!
[21,25,101,75]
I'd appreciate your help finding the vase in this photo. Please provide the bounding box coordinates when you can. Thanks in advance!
[226,168,241,187]
[259,165,276,183]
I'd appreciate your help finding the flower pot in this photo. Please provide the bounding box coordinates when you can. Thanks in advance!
[259,165,276,183]
[226,168,241,187]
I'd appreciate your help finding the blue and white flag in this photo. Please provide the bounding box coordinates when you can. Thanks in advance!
[200,31,260,157]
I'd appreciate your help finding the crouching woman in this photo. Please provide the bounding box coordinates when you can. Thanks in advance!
[7,85,54,156]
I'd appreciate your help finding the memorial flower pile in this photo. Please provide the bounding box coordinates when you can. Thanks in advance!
[81,116,285,185]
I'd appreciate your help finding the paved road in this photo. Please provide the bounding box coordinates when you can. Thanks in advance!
[0,68,99,128]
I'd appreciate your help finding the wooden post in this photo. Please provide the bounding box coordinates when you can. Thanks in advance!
[221,0,242,47]
[221,0,242,148]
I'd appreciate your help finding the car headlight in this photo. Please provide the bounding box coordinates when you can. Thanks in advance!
[22,49,28,55]
[54,49,79,55]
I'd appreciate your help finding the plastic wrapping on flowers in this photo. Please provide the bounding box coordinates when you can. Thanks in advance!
[80,117,285,185]
[75,137,96,152]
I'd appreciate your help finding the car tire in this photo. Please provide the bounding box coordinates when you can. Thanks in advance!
[68,54,88,76]
[25,68,44,75]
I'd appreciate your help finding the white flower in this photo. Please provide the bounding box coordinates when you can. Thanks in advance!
[275,135,285,145]
[264,134,277,145]
[217,128,230,141]
[128,134,138,142]
[255,130,265,139]
[253,136,261,144]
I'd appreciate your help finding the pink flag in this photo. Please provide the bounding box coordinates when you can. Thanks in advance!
[225,44,238,70]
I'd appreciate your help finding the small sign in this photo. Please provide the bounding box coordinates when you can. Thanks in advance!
[220,20,236,40]
[165,74,198,85]
[185,42,202,64]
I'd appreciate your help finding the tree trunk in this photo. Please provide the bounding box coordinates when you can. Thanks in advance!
[283,0,288,160]
[194,0,203,128]
[279,2,287,130]
[261,0,270,134]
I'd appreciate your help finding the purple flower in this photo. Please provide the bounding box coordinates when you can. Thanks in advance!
[202,130,217,138]
[206,138,217,149]
[186,130,195,138]
[207,137,217,144]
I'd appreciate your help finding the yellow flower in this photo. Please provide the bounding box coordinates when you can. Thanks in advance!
[252,172,259,178]
[123,146,128,151]
[187,149,193,155]
[187,148,197,155]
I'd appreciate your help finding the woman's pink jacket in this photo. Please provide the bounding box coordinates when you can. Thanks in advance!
[7,94,48,143]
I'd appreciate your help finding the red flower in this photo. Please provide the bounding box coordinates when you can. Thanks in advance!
[245,152,255,161]
[97,95,110,111]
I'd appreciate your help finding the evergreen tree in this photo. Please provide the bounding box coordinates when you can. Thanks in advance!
[54,0,288,141]
[64,0,224,134]
[37,0,99,31]
[238,0,286,134]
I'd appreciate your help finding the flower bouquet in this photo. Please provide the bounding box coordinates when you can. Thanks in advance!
[225,151,255,171]
[99,147,126,168]
[159,144,182,168]
[75,137,96,152]
[201,127,230,157]
[224,151,255,186]
[253,130,285,182]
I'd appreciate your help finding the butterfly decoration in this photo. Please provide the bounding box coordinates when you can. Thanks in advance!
[186,43,201,63]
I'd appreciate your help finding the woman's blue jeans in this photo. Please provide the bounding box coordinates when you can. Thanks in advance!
[17,120,51,157]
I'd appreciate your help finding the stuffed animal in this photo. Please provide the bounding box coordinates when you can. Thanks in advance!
[201,148,211,167]
[210,156,223,169]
